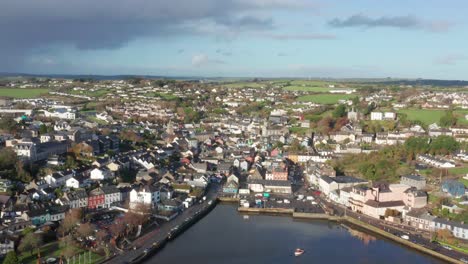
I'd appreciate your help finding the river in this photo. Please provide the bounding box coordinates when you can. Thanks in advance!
[148,204,443,264]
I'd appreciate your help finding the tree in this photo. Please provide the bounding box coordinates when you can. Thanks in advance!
[18,233,42,255]
[70,143,93,160]
[2,251,19,264]
[0,148,17,171]
[439,111,457,127]
[430,135,460,155]
[38,124,48,135]
[76,223,95,239]
[58,209,82,237]
[332,104,347,118]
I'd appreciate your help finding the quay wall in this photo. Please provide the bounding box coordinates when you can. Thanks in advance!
[238,209,463,264]
[342,216,463,264]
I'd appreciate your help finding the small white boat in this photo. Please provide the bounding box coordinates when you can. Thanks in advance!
[294,248,305,256]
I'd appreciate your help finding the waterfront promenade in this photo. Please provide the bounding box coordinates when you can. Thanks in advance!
[105,183,220,264]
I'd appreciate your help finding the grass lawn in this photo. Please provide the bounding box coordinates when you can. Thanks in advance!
[289,127,309,134]
[459,179,468,188]
[87,116,108,125]
[283,85,331,92]
[0,88,49,98]
[454,109,468,125]
[222,82,266,88]
[397,109,446,126]
[19,242,104,264]
[428,193,440,203]
[297,94,355,104]
[438,240,468,254]
[449,167,468,176]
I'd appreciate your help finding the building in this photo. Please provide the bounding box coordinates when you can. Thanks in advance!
[434,218,468,240]
[400,175,426,190]
[65,189,88,209]
[129,185,161,208]
[404,209,436,231]
[223,175,239,194]
[90,168,113,181]
[88,188,105,209]
[102,185,122,208]
[441,180,465,198]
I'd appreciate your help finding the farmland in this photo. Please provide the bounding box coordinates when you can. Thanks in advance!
[283,85,331,92]
[0,88,49,98]
[397,108,468,126]
[297,93,355,104]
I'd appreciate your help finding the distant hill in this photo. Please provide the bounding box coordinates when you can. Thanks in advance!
[371,79,468,87]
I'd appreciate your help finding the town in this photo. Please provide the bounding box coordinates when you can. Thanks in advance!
[0,77,467,263]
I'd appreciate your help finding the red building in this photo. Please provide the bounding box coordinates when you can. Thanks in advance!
[88,188,105,209]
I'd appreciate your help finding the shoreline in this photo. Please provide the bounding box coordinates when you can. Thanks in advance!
[236,205,463,264]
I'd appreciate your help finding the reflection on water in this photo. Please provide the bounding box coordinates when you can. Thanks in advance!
[344,224,377,245]
[151,205,444,264]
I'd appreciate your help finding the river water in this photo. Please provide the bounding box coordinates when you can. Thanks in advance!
[149,204,443,264]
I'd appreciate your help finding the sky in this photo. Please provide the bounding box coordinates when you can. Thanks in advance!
[2,0,468,79]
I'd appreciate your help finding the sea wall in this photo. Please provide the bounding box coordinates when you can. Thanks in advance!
[342,216,463,264]
[237,207,294,215]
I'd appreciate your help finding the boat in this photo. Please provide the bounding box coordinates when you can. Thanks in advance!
[294,248,305,256]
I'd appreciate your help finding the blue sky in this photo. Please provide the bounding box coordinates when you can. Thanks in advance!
[2,0,468,79]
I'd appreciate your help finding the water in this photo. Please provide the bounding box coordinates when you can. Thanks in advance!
[150,204,443,264]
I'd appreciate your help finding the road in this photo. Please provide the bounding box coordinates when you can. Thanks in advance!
[315,194,468,262]
[106,183,220,264]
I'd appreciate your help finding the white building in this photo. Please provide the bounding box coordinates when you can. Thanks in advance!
[129,185,160,208]
[90,168,113,181]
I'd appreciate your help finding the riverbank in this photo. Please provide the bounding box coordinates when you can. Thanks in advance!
[236,207,463,264]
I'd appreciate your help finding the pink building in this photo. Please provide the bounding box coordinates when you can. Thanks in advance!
[361,184,410,219]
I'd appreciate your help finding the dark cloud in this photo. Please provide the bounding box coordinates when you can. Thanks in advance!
[328,14,451,32]
[0,0,312,72]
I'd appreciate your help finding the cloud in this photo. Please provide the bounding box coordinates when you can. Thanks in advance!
[328,14,451,32]
[0,0,316,72]
[177,49,185,54]
[191,54,225,67]
[434,54,467,65]
[259,33,336,40]
[277,52,289,57]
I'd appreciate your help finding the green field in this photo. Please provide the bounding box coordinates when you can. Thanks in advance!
[283,85,331,92]
[455,109,468,125]
[397,109,446,126]
[0,88,49,98]
[19,242,103,264]
[450,167,468,175]
[297,94,355,104]
[222,82,266,88]
[398,108,468,126]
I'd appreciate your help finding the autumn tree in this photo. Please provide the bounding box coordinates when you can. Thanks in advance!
[58,209,82,237]
[76,223,95,239]
[70,143,93,160]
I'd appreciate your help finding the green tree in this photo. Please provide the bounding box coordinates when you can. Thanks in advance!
[18,233,42,255]
[332,104,347,118]
[404,136,430,160]
[38,124,48,135]
[439,111,457,127]
[430,135,460,155]
[2,251,19,264]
